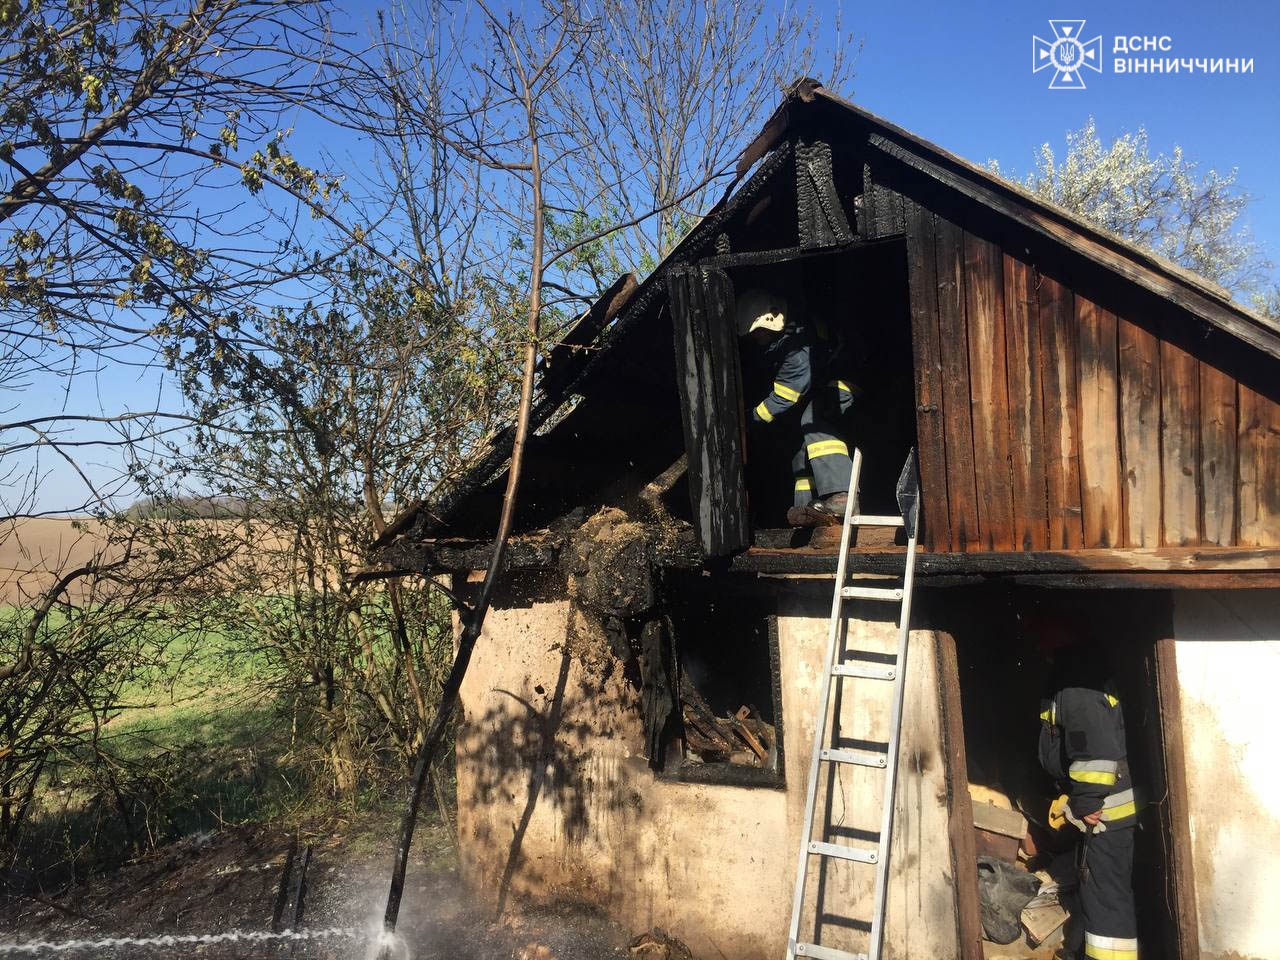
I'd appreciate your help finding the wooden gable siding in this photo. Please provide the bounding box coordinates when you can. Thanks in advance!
[864,167,1280,553]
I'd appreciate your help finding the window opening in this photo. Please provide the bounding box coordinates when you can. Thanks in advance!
[660,572,784,787]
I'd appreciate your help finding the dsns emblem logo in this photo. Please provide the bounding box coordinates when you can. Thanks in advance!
[1033,20,1102,89]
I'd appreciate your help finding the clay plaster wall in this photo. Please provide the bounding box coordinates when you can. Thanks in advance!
[1173,590,1280,960]
[453,578,958,959]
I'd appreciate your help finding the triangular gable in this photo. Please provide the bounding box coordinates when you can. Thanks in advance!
[380,82,1280,560]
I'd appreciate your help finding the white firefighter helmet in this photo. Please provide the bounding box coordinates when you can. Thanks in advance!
[735,287,786,336]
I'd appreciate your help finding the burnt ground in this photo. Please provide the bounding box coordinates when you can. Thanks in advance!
[0,823,672,960]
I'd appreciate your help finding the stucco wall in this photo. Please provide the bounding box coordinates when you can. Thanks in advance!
[453,577,958,959]
[776,590,959,960]
[1173,590,1280,960]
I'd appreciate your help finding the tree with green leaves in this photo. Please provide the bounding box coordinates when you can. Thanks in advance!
[0,0,384,868]
[174,253,522,792]
[994,118,1273,301]
[0,0,381,518]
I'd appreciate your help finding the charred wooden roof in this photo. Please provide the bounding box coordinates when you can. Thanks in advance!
[376,80,1280,582]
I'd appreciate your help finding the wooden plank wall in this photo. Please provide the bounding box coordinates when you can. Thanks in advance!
[883,187,1280,552]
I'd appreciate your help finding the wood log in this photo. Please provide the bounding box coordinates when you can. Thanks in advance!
[731,707,769,763]
[681,703,735,761]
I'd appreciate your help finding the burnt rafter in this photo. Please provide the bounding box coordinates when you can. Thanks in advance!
[382,140,798,545]
[536,273,639,396]
[375,521,1280,587]
[795,137,854,248]
[693,236,896,271]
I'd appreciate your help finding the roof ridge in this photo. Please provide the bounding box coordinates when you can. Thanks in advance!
[811,86,1279,339]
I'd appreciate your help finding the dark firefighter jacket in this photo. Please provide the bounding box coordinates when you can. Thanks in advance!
[1038,686,1137,829]
[749,323,839,423]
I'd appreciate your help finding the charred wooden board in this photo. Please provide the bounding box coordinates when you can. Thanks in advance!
[796,137,854,248]
[1199,363,1237,545]
[1077,295,1123,548]
[934,214,980,550]
[1238,382,1280,545]
[1003,253,1049,551]
[694,237,894,270]
[666,264,750,558]
[374,533,563,574]
[964,232,1015,551]
[1118,317,1162,547]
[713,546,1280,585]
[1161,339,1201,545]
[1038,272,1085,550]
[903,195,951,551]
[376,523,1280,588]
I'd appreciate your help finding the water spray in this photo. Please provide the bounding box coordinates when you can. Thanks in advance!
[0,927,360,954]
[375,614,480,958]
[368,928,410,960]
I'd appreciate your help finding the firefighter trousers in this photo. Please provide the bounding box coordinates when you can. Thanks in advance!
[1066,826,1139,960]
[791,380,855,505]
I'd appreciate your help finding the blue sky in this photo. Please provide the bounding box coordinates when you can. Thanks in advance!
[849,1,1279,250]
[17,0,1280,513]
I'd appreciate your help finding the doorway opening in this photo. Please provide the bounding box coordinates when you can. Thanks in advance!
[929,585,1183,958]
[731,239,917,532]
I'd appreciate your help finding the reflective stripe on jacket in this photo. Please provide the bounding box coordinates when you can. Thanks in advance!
[750,321,853,424]
[753,329,814,422]
[1038,686,1135,826]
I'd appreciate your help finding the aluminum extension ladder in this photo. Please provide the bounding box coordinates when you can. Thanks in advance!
[785,448,921,960]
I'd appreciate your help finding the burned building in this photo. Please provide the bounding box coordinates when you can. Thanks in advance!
[375,82,1280,960]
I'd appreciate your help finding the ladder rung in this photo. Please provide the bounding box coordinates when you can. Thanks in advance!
[849,514,904,527]
[807,840,878,864]
[830,661,896,680]
[795,944,868,960]
[821,748,887,768]
[841,585,903,601]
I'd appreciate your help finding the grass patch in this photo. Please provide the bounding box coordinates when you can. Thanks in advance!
[8,618,305,886]
[5,599,457,891]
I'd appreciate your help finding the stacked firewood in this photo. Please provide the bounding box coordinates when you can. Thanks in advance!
[679,688,773,767]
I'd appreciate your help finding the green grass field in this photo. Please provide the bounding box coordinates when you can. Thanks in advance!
[4,601,456,886]
[4,614,300,876]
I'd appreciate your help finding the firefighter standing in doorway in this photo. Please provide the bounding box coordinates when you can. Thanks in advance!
[1038,630,1140,960]
[737,287,857,527]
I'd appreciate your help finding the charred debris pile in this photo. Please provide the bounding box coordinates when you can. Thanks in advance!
[560,506,779,779]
